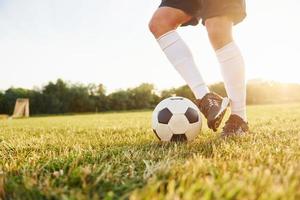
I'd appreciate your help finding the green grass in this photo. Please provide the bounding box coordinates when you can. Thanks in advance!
[1,104,300,200]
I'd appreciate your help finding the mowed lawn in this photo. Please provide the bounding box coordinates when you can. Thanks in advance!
[1,104,300,200]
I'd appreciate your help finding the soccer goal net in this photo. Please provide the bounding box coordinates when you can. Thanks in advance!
[12,98,30,118]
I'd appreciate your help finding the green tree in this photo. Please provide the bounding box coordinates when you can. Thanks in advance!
[1,79,300,115]
[28,90,44,115]
[88,83,109,112]
[160,88,176,100]
[128,83,159,109]
[42,79,67,114]
[174,85,195,100]
[67,84,93,113]
[0,91,4,113]
[108,90,131,110]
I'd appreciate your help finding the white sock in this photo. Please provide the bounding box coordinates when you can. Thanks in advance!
[216,42,247,121]
[157,30,209,99]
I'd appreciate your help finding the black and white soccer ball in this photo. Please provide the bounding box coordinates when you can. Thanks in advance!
[152,97,202,142]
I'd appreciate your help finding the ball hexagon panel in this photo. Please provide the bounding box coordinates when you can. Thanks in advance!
[152,98,172,129]
[168,114,189,134]
[155,124,174,141]
[171,134,187,142]
[185,107,199,123]
[158,108,173,124]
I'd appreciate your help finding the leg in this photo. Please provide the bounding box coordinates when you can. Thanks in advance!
[149,7,191,38]
[205,16,233,50]
[206,16,247,122]
[149,8,229,131]
[148,7,209,99]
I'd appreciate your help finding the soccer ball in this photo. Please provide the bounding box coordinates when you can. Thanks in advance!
[152,97,202,142]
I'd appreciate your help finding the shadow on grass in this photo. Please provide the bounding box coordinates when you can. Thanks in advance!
[3,136,227,200]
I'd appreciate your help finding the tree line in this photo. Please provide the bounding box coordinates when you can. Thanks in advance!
[0,79,300,115]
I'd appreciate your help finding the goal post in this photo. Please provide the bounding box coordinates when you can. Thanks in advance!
[12,98,30,118]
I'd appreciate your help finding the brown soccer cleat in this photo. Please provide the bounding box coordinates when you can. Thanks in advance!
[221,114,249,137]
[195,92,230,132]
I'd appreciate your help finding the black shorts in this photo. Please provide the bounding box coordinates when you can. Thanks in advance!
[159,0,246,26]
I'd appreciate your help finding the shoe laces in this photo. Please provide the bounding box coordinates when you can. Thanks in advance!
[208,98,219,108]
[200,94,221,116]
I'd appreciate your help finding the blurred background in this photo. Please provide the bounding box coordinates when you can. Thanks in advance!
[0,0,300,115]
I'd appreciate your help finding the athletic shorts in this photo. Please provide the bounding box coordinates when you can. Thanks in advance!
[159,0,246,26]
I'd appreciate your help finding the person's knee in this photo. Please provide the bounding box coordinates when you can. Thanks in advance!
[149,8,191,38]
[205,17,233,50]
[148,16,178,38]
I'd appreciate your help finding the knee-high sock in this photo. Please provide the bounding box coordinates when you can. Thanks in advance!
[157,30,209,99]
[216,42,247,121]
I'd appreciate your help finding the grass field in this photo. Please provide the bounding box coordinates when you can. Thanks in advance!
[1,104,300,200]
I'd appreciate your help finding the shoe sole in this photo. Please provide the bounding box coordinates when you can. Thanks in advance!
[221,130,249,138]
[208,97,230,132]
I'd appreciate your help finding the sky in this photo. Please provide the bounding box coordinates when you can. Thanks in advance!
[0,0,300,93]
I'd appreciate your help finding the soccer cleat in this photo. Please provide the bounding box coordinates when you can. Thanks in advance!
[195,92,230,132]
[221,114,249,137]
